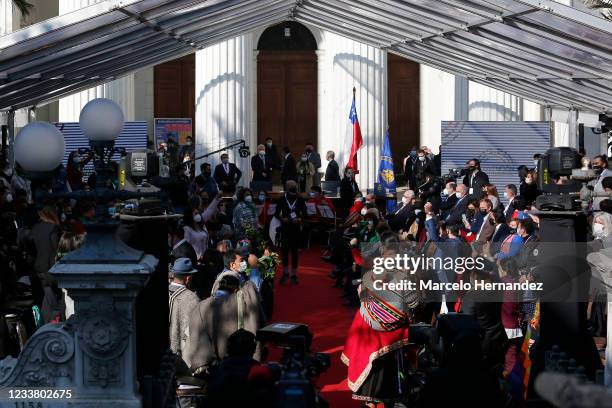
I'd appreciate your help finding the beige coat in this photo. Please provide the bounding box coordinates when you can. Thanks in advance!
[169,286,200,357]
[184,280,264,374]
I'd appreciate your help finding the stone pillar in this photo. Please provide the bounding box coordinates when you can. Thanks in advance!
[420,65,455,154]
[58,0,135,122]
[0,226,157,407]
[321,32,387,190]
[194,34,255,184]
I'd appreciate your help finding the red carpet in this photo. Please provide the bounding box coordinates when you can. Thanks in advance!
[269,247,361,407]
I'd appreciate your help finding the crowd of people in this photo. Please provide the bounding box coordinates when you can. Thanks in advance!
[2,138,612,407]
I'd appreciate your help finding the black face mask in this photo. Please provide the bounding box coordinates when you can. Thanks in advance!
[287,189,297,196]
[203,171,212,177]
[479,209,488,215]
[469,166,476,172]
[306,148,313,153]
[467,209,475,217]
[509,228,517,234]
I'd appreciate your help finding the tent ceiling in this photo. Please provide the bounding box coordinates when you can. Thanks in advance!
[0,0,611,113]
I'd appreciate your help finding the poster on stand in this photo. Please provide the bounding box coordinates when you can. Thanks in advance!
[154,118,192,151]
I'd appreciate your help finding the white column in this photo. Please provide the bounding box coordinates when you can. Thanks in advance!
[468,81,522,121]
[0,0,15,36]
[420,65,455,154]
[58,0,135,121]
[195,34,255,185]
[320,32,387,190]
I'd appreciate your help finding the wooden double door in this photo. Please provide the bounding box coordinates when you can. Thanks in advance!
[257,51,318,157]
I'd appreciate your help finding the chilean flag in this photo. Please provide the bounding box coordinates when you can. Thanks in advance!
[347,89,363,174]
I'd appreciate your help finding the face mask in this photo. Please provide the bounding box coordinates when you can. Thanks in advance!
[346,171,354,178]
[503,192,508,199]
[203,171,212,177]
[3,167,12,177]
[193,213,202,223]
[309,192,316,198]
[442,189,448,196]
[239,260,247,272]
[301,156,308,162]
[259,194,266,201]
[469,166,476,171]
[533,160,538,167]
[418,156,425,162]
[456,192,463,199]
[266,142,272,148]
[186,141,192,146]
[73,157,81,164]
[525,178,533,184]
[60,213,66,222]
[258,151,265,156]
[222,159,229,164]
[355,197,363,203]
[287,189,297,196]
[410,150,416,155]
[232,194,237,201]
[402,197,409,204]
[306,148,313,153]
[360,208,367,216]
[479,209,488,215]
[4,193,12,203]
[367,220,374,227]
[509,228,517,234]
[414,209,422,215]
[244,195,253,203]
[593,223,605,238]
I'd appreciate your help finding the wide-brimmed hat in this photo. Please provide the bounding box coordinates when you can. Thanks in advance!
[171,258,197,275]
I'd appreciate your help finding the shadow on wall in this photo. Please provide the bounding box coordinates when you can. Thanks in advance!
[196,72,245,107]
[468,101,521,121]
[332,53,383,102]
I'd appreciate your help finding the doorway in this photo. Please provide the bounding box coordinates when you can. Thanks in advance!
[257,22,318,158]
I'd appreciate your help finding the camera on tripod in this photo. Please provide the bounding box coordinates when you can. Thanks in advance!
[441,167,467,184]
[257,323,330,408]
[535,147,602,211]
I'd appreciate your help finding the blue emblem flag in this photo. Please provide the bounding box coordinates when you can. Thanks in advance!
[378,129,397,213]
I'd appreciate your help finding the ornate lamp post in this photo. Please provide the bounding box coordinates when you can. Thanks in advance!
[0,99,158,407]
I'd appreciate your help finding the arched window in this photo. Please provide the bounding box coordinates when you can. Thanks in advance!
[257,21,317,51]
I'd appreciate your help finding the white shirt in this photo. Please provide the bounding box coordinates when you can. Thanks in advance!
[183,226,208,260]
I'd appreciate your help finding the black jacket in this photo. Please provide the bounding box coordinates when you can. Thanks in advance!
[445,195,469,226]
[325,159,341,182]
[387,202,415,232]
[281,154,298,185]
[463,170,490,199]
[213,162,242,192]
[518,181,539,206]
[340,177,359,209]
[265,144,281,170]
[412,158,436,187]
[440,194,459,218]
[251,154,273,182]
[504,197,517,223]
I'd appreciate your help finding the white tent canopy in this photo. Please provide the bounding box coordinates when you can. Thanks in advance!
[0,0,611,113]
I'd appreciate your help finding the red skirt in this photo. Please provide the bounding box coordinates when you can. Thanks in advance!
[341,310,410,392]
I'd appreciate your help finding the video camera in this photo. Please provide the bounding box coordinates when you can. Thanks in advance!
[257,323,330,408]
[535,147,606,211]
[441,167,467,184]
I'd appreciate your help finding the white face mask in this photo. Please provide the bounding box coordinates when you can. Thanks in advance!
[258,151,265,156]
[186,141,192,146]
[503,191,509,199]
[442,189,448,196]
[309,192,316,198]
[360,208,367,216]
[4,193,13,203]
[593,223,606,238]
[193,213,202,224]
[418,156,425,162]
[402,197,409,204]
[533,160,538,167]
[266,142,272,148]
[367,220,374,227]
[456,192,463,199]
[244,195,253,203]
[258,194,266,201]
[239,260,247,272]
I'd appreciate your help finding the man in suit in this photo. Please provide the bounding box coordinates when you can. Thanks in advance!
[264,137,281,170]
[324,150,341,182]
[387,190,416,232]
[472,198,496,256]
[305,143,321,186]
[413,149,436,189]
[503,184,518,222]
[251,144,273,182]
[403,147,417,189]
[462,158,489,199]
[281,146,297,188]
[339,167,360,215]
[445,184,470,225]
[214,153,242,194]
[440,181,459,219]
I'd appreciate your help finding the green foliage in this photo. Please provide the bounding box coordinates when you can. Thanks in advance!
[12,0,33,16]
[584,0,612,20]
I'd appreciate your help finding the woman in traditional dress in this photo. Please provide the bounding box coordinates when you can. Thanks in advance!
[342,245,420,407]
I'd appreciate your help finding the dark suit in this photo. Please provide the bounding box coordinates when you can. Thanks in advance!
[463,170,489,199]
[504,197,517,223]
[325,159,341,182]
[281,154,298,186]
[307,151,322,186]
[404,155,417,188]
[251,154,273,182]
[440,194,458,218]
[445,195,469,225]
[213,162,242,193]
[265,144,281,170]
[387,202,415,232]
[412,158,436,188]
[340,177,359,211]
[472,213,496,255]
